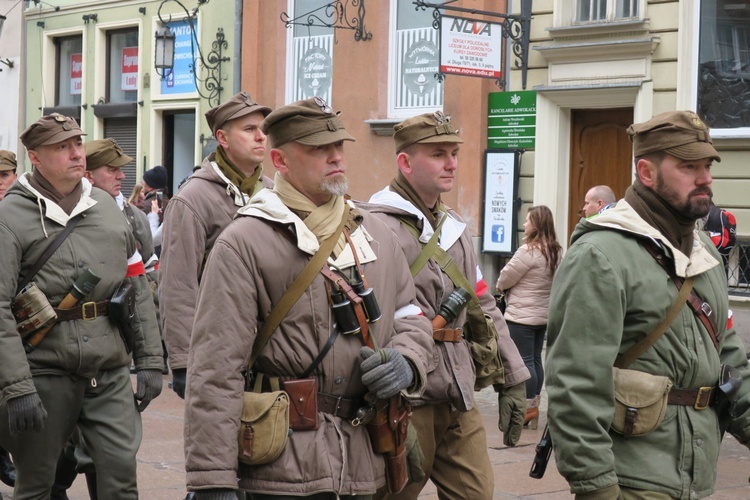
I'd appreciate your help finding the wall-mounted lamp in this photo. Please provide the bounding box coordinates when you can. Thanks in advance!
[154,25,175,78]
[155,0,229,107]
[82,13,98,24]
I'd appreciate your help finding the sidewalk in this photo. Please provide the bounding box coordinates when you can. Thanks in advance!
[1,377,749,499]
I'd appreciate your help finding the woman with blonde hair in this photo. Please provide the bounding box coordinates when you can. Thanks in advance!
[496,205,562,428]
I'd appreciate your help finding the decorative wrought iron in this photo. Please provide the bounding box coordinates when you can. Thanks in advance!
[414,0,532,89]
[157,0,229,106]
[281,0,373,42]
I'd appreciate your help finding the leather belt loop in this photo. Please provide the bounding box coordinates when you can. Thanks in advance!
[432,328,463,342]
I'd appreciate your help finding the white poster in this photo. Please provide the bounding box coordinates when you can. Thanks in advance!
[482,151,519,254]
[440,15,503,79]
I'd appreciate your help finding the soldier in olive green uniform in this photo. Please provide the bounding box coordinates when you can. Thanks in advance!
[0,114,163,499]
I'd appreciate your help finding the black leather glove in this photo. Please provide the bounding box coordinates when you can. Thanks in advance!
[135,369,163,412]
[405,420,425,483]
[192,489,238,500]
[172,367,186,399]
[360,347,414,399]
[497,382,526,447]
[7,393,47,435]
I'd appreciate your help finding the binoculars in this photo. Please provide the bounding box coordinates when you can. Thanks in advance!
[330,267,382,335]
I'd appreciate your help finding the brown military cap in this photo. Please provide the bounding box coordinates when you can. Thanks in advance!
[627,110,720,162]
[393,111,464,153]
[85,139,133,170]
[205,91,272,136]
[20,113,86,150]
[261,97,356,149]
[0,150,17,172]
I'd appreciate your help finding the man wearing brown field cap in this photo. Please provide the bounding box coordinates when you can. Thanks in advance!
[546,110,750,498]
[159,92,273,399]
[0,114,162,498]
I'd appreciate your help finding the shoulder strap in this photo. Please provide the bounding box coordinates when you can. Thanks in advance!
[400,213,448,278]
[16,214,83,295]
[614,277,694,369]
[247,207,348,371]
[642,239,721,351]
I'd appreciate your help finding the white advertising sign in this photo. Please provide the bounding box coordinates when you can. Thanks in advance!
[440,15,503,79]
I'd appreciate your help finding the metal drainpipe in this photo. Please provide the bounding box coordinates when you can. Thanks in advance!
[233,0,242,94]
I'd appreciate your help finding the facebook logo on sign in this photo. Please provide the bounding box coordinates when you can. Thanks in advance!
[491,225,504,243]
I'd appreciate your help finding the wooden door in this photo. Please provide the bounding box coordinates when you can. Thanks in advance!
[568,108,634,238]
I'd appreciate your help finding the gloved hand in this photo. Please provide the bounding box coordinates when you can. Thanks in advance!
[497,382,526,447]
[135,369,163,412]
[575,483,622,499]
[7,393,47,435]
[405,420,425,484]
[172,368,187,399]
[360,347,414,399]
[192,489,238,500]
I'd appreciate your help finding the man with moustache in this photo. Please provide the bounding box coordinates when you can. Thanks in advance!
[546,111,750,498]
[159,92,273,399]
[182,98,434,499]
[0,114,163,498]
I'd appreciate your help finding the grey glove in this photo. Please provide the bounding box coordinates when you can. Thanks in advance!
[172,367,186,399]
[497,382,526,447]
[405,420,425,484]
[192,489,238,500]
[360,346,414,399]
[135,369,163,412]
[7,393,47,435]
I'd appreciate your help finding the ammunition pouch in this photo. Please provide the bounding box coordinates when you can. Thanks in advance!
[465,311,505,390]
[612,367,673,438]
[11,283,57,340]
[109,282,136,352]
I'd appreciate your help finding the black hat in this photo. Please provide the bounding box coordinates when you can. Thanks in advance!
[143,165,168,190]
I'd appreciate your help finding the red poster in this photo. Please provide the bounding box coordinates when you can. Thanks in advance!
[70,53,82,95]
[121,46,139,91]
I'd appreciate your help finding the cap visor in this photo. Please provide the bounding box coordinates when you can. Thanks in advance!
[109,155,134,167]
[295,129,356,146]
[415,135,464,145]
[665,143,721,163]
[41,129,87,148]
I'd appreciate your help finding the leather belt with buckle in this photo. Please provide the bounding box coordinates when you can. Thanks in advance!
[668,386,715,410]
[54,300,110,322]
[433,328,463,342]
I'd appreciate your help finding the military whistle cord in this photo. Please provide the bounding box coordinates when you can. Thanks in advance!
[24,269,101,353]
[16,214,83,295]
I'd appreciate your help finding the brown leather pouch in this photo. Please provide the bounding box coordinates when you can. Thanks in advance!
[283,378,319,431]
[385,444,409,494]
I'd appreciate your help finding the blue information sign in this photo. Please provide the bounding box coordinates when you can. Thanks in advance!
[160,19,198,95]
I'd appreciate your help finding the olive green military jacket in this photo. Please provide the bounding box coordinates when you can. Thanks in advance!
[546,200,750,499]
[0,175,163,405]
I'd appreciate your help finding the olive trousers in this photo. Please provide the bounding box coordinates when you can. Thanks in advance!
[0,366,142,500]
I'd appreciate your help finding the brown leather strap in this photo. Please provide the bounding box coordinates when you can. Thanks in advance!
[54,300,109,321]
[642,240,720,351]
[668,386,715,410]
[320,264,374,350]
[432,328,463,342]
[317,392,363,420]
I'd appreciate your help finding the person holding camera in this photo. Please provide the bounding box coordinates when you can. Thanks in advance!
[363,112,529,499]
[182,98,434,499]
[159,92,274,400]
[0,114,163,498]
[546,111,750,498]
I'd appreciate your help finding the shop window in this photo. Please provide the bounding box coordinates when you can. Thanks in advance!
[286,0,334,104]
[576,0,638,22]
[697,0,750,129]
[107,28,139,103]
[55,35,83,108]
[388,0,444,117]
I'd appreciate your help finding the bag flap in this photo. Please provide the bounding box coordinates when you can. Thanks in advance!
[241,391,288,421]
[613,367,673,408]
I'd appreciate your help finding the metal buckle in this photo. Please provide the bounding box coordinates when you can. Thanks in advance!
[81,302,97,321]
[700,302,713,317]
[694,387,712,410]
[332,395,343,417]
